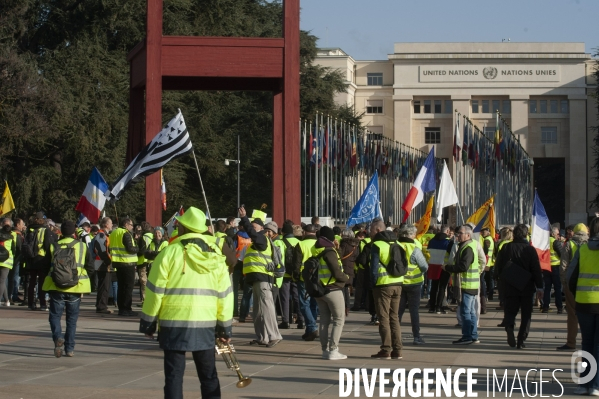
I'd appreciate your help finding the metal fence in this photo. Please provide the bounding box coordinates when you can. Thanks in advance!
[300,111,533,227]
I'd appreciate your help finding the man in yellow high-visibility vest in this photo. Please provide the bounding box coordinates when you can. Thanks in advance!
[109,218,139,316]
[542,227,563,313]
[443,225,480,345]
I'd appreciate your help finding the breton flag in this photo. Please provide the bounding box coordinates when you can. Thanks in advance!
[160,169,167,211]
[466,195,496,241]
[401,147,436,222]
[347,171,382,227]
[106,111,193,201]
[436,160,459,222]
[531,190,552,272]
[75,167,109,224]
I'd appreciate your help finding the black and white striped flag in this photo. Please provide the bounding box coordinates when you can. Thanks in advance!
[106,111,193,201]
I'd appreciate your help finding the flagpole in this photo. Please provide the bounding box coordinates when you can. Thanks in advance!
[191,149,214,233]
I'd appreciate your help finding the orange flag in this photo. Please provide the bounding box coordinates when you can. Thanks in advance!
[416,195,434,239]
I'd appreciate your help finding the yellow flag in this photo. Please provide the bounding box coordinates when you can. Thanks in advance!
[466,195,496,239]
[0,182,15,217]
[415,195,434,239]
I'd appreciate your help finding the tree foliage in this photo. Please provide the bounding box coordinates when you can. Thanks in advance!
[0,0,357,223]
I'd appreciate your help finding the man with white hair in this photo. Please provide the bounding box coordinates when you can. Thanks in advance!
[397,225,428,345]
[443,225,480,345]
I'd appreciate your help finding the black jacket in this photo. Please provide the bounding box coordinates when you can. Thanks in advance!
[339,237,360,282]
[314,237,348,290]
[444,239,477,295]
[25,224,56,271]
[494,239,543,296]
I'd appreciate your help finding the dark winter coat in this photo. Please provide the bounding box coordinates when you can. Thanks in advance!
[339,237,360,284]
[494,239,543,296]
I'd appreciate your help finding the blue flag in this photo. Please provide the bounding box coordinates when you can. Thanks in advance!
[347,171,382,227]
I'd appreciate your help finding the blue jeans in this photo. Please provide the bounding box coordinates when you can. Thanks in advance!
[48,292,82,353]
[542,267,563,310]
[111,281,118,303]
[577,312,599,391]
[297,281,318,333]
[239,280,253,320]
[460,292,478,341]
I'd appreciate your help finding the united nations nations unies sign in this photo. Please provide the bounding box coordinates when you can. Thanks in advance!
[419,65,561,82]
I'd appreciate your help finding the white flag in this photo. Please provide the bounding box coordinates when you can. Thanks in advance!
[436,160,459,222]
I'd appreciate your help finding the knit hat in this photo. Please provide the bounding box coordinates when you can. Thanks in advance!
[282,222,294,235]
[264,221,278,234]
[573,223,589,234]
[61,220,77,237]
[154,226,165,235]
[320,226,335,242]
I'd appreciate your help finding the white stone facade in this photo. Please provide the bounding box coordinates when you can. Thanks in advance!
[315,43,598,225]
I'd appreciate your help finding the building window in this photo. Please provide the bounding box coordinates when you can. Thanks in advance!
[434,100,442,114]
[530,100,537,113]
[540,100,547,113]
[472,100,479,113]
[502,100,511,114]
[367,73,383,86]
[424,100,431,113]
[541,127,557,144]
[550,100,558,113]
[492,100,500,114]
[561,100,569,114]
[366,99,383,114]
[425,127,441,144]
[484,127,495,140]
[413,100,421,114]
[445,100,453,114]
[482,100,490,113]
[368,126,383,140]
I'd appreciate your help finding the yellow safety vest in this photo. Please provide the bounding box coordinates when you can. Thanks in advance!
[109,228,138,263]
[484,236,495,266]
[311,246,341,286]
[493,239,511,264]
[137,232,154,265]
[550,237,560,266]
[215,231,227,239]
[42,238,91,293]
[243,239,274,277]
[398,241,424,285]
[459,241,480,290]
[414,239,422,250]
[335,235,342,243]
[570,240,579,261]
[140,232,232,330]
[149,240,169,253]
[372,241,404,286]
[357,237,371,270]
[296,238,317,281]
[0,238,13,269]
[277,236,300,279]
[575,245,599,304]
[27,227,47,257]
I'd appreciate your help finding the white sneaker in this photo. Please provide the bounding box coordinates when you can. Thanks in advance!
[589,388,599,397]
[5,301,10,307]
[574,386,588,395]
[322,350,329,359]
[327,350,347,360]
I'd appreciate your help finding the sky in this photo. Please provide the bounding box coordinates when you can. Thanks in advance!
[299,0,599,60]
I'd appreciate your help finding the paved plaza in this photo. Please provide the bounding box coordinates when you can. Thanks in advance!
[0,294,575,398]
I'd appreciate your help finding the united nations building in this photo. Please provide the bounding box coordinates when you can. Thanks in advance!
[315,43,598,226]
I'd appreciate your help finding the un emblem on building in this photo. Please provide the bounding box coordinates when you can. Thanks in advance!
[483,67,498,79]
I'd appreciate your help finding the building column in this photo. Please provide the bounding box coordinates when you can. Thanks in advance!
[392,96,412,144]
[567,96,588,225]
[509,95,529,149]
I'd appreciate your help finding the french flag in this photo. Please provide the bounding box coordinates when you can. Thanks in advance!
[75,167,108,224]
[531,190,552,272]
[401,147,436,222]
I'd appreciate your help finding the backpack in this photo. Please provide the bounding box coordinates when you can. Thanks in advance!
[282,238,295,272]
[384,243,409,278]
[301,249,332,298]
[50,241,81,289]
[21,228,41,261]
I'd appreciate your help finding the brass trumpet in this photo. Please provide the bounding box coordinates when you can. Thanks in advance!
[215,339,252,388]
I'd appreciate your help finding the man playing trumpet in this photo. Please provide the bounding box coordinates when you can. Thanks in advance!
[139,207,233,399]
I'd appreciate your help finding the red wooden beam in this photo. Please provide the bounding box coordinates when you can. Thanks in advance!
[144,0,163,226]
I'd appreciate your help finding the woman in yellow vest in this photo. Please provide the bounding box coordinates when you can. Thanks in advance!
[0,223,15,306]
[311,226,349,360]
[42,220,94,358]
[568,217,599,395]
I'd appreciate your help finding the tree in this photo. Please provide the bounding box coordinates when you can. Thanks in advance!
[0,0,357,223]
[592,52,599,209]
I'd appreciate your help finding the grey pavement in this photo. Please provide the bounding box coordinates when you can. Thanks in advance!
[0,293,578,398]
